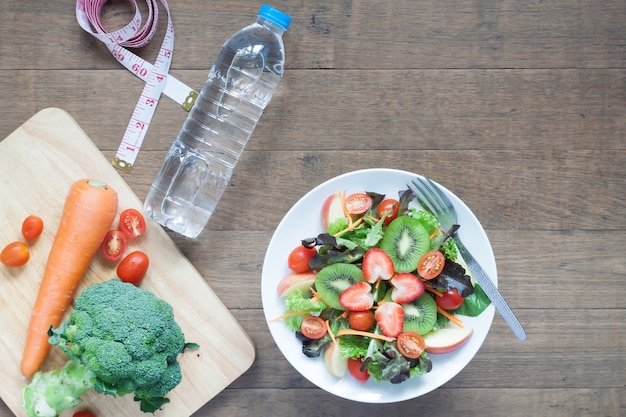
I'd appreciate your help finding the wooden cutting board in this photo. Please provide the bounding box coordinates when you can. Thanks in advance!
[0,108,255,417]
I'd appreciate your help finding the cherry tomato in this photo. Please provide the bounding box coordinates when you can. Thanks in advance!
[101,230,127,262]
[1,241,30,267]
[117,250,150,286]
[435,288,465,310]
[347,357,369,382]
[73,411,97,417]
[396,331,426,359]
[21,215,44,240]
[118,208,146,239]
[300,315,327,340]
[348,310,375,331]
[345,192,372,215]
[377,198,399,225]
[417,250,445,280]
[287,245,317,273]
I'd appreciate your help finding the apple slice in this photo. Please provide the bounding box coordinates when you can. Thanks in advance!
[423,327,473,354]
[277,271,316,297]
[321,192,347,231]
[323,341,348,377]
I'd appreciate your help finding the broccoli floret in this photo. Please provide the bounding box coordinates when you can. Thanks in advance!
[22,279,190,417]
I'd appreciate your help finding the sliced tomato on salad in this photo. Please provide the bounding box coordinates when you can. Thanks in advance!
[377,198,399,225]
[397,332,426,359]
[300,316,327,339]
[417,250,445,280]
[344,192,372,215]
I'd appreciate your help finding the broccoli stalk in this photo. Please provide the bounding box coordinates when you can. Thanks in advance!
[23,358,96,417]
[22,279,189,417]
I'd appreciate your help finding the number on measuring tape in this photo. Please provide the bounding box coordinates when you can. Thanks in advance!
[76,0,198,173]
[132,64,148,77]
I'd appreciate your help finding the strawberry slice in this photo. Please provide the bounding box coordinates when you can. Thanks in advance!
[390,273,425,304]
[375,301,405,338]
[339,281,374,311]
[362,248,395,283]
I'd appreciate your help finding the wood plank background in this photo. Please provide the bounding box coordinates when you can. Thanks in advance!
[1,1,625,416]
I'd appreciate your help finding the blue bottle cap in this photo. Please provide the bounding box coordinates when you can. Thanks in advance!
[259,4,292,30]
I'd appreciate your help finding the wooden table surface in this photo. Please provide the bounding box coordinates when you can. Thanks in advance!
[1,1,625,416]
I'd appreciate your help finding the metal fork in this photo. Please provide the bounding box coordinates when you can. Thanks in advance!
[409,176,527,341]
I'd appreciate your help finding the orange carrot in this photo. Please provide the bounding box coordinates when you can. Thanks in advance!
[309,286,328,305]
[333,217,363,238]
[424,283,444,297]
[269,311,310,322]
[325,320,337,345]
[337,328,395,342]
[20,179,118,377]
[367,214,380,223]
[436,305,464,328]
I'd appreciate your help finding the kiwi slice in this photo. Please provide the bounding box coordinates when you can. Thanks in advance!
[314,263,364,310]
[402,293,437,335]
[380,215,430,273]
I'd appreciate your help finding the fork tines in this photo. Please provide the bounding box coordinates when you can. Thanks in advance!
[410,177,442,215]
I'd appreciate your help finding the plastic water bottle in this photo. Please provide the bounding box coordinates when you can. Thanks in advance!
[144,5,291,238]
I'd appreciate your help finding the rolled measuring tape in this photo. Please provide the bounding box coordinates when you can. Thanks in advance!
[76,0,198,173]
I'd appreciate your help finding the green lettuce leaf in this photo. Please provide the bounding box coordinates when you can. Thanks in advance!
[452,283,491,317]
[409,208,440,234]
[283,290,327,331]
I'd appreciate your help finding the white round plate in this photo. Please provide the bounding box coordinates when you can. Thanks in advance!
[261,168,496,403]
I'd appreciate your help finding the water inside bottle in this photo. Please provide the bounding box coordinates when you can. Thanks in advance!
[217,46,265,118]
[145,17,286,238]
[144,142,223,238]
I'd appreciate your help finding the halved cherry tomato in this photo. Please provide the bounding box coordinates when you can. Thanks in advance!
[347,357,369,382]
[345,192,372,215]
[1,241,30,267]
[101,230,127,262]
[396,331,426,359]
[300,315,327,340]
[73,411,97,417]
[377,198,399,225]
[287,245,317,273]
[417,250,445,280]
[435,288,464,310]
[117,250,150,286]
[22,215,44,240]
[118,208,146,239]
[349,310,375,331]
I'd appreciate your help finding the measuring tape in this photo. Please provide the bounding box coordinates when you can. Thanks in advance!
[76,0,198,173]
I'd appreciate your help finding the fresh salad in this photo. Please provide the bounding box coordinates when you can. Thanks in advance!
[272,186,491,384]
